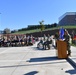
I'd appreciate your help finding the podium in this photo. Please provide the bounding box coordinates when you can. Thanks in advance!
[57,40,68,58]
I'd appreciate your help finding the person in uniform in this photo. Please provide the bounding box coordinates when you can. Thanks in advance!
[64,29,71,56]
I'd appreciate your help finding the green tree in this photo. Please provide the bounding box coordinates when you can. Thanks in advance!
[39,20,45,36]
[4,28,11,34]
[39,20,45,32]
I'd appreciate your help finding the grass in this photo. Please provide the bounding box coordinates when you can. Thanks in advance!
[59,25,76,29]
[13,25,76,34]
[13,29,41,34]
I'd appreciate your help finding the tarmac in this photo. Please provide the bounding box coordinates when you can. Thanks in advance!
[0,42,76,75]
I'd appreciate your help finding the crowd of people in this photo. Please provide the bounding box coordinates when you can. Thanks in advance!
[0,27,73,56]
[0,34,38,47]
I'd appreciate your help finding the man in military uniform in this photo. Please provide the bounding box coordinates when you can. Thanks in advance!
[64,29,71,56]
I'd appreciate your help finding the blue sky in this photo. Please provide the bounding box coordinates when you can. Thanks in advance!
[0,0,76,30]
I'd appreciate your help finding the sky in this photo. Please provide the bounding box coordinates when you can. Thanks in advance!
[0,0,76,30]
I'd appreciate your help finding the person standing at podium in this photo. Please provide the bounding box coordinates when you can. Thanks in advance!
[64,29,71,56]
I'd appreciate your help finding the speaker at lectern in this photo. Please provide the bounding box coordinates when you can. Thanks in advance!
[57,40,68,58]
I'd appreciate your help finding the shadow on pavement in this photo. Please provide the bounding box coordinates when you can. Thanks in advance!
[24,71,38,75]
[31,46,55,51]
[65,69,76,75]
[66,58,76,69]
[31,47,44,51]
[27,56,61,62]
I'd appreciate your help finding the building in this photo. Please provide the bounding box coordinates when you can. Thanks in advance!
[59,12,76,26]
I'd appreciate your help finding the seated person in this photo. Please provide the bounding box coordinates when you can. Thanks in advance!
[43,38,52,50]
[37,38,44,49]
